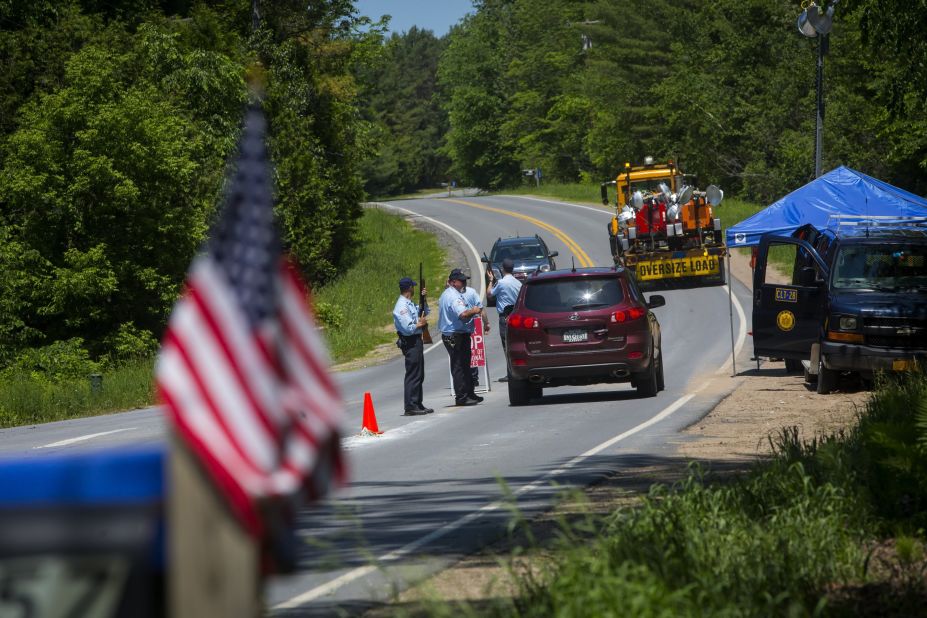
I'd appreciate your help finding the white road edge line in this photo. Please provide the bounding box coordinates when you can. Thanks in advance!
[35,428,136,449]
[273,389,700,610]
[368,202,485,357]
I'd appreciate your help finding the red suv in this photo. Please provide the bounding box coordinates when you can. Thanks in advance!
[505,267,666,405]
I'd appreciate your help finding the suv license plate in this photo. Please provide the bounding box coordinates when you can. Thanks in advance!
[563,329,588,343]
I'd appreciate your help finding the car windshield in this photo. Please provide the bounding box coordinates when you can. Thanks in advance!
[832,244,927,291]
[491,243,546,263]
[524,277,624,313]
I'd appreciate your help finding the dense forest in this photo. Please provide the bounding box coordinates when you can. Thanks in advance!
[0,0,382,371]
[365,0,927,202]
[1,0,925,374]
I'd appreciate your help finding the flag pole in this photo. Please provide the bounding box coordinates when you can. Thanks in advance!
[169,434,261,617]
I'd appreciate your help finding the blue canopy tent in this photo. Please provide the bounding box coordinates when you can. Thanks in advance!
[726,166,927,247]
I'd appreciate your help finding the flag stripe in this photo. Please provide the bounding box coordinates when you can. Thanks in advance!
[169,298,280,472]
[191,261,289,428]
[280,268,340,398]
[159,379,264,535]
[187,275,283,444]
[161,329,273,479]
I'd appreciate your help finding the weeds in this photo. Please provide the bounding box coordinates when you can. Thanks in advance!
[0,358,154,428]
[456,372,927,617]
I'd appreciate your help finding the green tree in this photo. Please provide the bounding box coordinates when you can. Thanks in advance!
[0,21,244,358]
[439,1,520,189]
[357,27,450,197]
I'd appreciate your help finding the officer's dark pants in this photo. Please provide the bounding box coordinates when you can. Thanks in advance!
[499,311,511,377]
[399,334,424,410]
[442,332,473,402]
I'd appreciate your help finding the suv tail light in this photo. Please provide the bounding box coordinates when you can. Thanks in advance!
[611,306,646,323]
[509,314,540,329]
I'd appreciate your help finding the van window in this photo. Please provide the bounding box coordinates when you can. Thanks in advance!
[833,244,927,290]
[763,243,804,286]
[524,277,624,313]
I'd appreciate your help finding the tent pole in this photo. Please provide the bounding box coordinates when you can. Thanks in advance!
[727,252,736,378]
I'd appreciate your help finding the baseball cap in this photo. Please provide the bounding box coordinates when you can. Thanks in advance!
[399,277,417,289]
[448,270,469,282]
[501,258,515,271]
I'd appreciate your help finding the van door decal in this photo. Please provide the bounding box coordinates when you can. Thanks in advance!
[775,288,798,302]
[777,310,796,331]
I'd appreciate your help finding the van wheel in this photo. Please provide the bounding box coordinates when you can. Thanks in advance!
[508,378,531,406]
[784,358,803,374]
[817,359,837,394]
[656,348,665,391]
[635,354,659,398]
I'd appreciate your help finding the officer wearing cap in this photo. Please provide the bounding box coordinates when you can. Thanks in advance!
[450,268,489,387]
[487,258,522,382]
[438,270,483,406]
[393,277,433,416]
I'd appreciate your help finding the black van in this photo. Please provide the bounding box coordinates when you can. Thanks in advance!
[752,217,927,393]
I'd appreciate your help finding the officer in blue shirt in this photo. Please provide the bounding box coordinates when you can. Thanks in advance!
[450,268,490,387]
[438,270,483,406]
[393,277,433,415]
[487,258,523,382]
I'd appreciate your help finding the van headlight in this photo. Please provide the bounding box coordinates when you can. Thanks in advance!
[539,264,550,272]
[838,315,858,330]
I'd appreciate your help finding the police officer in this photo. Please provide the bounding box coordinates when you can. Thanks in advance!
[438,270,483,406]
[487,258,522,382]
[393,277,433,416]
[450,268,489,387]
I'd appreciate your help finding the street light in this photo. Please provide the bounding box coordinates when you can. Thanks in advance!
[796,1,837,178]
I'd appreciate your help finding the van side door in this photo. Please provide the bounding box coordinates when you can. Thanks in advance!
[752,235,829,360]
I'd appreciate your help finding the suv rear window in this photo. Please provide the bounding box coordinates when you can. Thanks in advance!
[524,277,624,313]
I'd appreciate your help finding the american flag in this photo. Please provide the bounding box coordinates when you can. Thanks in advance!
[156,106,345,541]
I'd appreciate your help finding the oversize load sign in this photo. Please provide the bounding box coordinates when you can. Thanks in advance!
[470,315,486,368]
[637,256,720,281]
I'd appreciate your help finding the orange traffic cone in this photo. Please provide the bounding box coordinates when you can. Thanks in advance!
[360,392,383,436]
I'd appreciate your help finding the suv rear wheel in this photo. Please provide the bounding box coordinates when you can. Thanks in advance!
[635,351,659,398]
[508,378,532,405]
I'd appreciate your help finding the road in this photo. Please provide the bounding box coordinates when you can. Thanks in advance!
[0,194,752,615]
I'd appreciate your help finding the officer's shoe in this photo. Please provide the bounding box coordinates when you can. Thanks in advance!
[417,406,435,414]
[403,408,429,416]
[468,394,484,403]
[498,376,509,383]
[455,397,479,406]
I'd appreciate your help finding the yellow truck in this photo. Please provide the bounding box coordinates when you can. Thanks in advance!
[601,158,727,289]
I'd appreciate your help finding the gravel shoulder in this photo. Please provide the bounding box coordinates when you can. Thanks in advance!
[362,248,871,614]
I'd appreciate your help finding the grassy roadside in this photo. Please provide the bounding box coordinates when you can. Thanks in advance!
[0,359,155,428]
[384,372,927,616]
[313,206,447,364]
[0,207,448,427]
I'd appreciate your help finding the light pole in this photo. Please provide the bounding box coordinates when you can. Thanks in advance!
[797,1,836,178]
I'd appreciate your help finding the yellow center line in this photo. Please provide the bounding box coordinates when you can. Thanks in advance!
[446,198,594,268]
